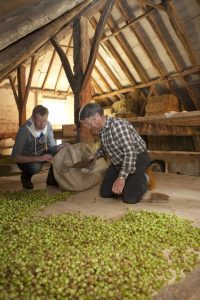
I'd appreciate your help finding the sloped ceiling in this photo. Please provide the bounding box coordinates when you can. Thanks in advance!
[0,0,200,109]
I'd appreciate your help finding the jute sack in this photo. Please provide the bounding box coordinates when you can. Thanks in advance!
[52,142,108,192]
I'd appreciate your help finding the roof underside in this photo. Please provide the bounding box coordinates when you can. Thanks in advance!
[0,0,200,109]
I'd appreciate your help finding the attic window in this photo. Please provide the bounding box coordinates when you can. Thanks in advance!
[42,98,72,129]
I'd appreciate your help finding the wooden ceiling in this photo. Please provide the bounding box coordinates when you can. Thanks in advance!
[0,0,200,110]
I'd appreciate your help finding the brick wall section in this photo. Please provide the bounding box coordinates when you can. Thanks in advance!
[0,87,38,137]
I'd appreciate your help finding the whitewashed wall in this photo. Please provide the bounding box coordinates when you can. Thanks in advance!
[0,87,74,136]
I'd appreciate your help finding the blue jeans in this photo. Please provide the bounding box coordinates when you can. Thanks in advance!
[17,146,58,178]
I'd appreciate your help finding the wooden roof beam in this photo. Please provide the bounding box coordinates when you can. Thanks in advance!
[97,53,122,89]
[115,1,164,77]
[90,17,137,86]
[94,66,113,92]
[55,35,73,91]
[51,37,76,91]
[138,0,166,12]
[92,66,200,100]
[107,16,149,83]
[0,0,91,51]
[179,77,200,109]
[0,0,99,81]
[165,1,199,66]
[81,0,115,90]
[42,50,57,90]
[140,9,182,72]
[101,7,155,42]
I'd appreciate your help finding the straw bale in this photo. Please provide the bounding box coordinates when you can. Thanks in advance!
[145,94,180,116]
[111,91,147,116]
[103,107,115,117]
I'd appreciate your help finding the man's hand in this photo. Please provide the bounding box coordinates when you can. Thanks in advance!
[57,143,69,152]
[112,177,125,195]
[38,154,53,162]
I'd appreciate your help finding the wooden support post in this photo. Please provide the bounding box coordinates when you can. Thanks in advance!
[79,17,92,142]
[8,56,36,126]
[52,0,115,142]
[17,65,26,125]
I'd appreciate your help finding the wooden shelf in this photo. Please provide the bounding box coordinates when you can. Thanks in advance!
[125,111,200,136]
[126,110,200,126]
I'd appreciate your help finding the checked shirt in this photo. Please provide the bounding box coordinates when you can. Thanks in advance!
[96,117,147,179]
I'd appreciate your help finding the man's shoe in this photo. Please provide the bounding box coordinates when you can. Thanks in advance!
[21,173,33,189]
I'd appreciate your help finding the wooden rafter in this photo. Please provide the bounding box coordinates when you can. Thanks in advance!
[90,17,137,86]
[94,66,112,92]
[0,0,98,81]
[50,38,76,91]
[92,66,200,100]
[145,14,181,72]
[165,0,198,66]
[107,16,149,82]
[138,0,166,12]
[0,0,91,51]
[42,50,57,90]
[82,0,115,90]
[104,39,137,86]
[24,56,36,105]
[55,35,73,91]
[115,2,164,77]
[179,77,200,109]
[8,76,19,109]
[91,78,103,95]
[102,7,155,42]
[8,56,36,124]
[97,53,122,89]
[93,64,121,100]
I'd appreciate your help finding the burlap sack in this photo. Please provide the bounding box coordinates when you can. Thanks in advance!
[52,142,108,192]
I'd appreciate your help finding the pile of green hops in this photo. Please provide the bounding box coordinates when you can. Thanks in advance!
[0,190,200,300]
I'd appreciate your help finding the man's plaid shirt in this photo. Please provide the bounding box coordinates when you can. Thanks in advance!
[96,117,147,179]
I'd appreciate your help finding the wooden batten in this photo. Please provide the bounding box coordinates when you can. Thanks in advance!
[0,0,90,51]
[0,0,96,81]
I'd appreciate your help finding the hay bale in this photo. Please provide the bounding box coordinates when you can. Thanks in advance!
[111,91,147,116]
[0,138,15,148]
[126,91,147,116]
[103,107,114,117]
[145,94,180,116]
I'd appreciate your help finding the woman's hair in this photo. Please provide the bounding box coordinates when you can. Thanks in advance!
[79,103,103,121]
[32,105,49,117]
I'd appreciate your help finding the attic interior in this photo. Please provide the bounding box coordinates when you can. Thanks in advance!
[0,0,200,168]
[0,1,200,299]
